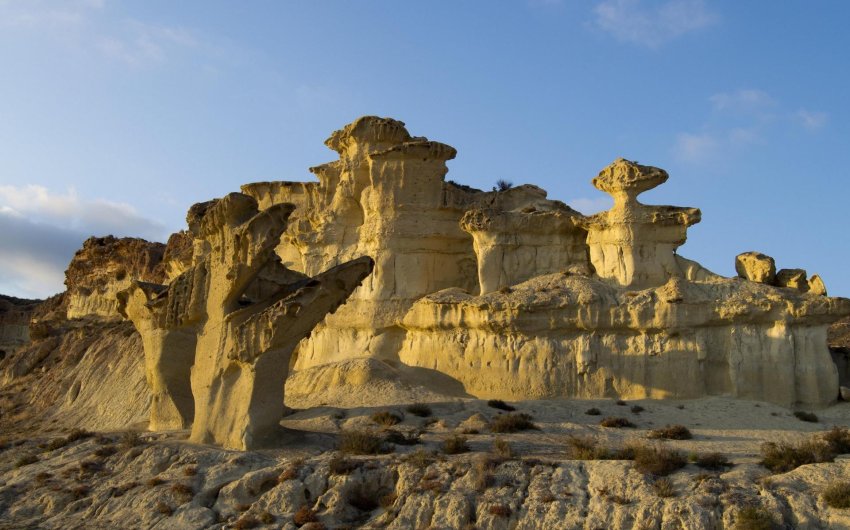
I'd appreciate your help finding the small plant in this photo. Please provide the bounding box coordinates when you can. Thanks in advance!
[794,411,819,423]
[293,505,318,526]
[489,504,512,517]
[258,511,275,524]
[695,452,733,471]
[146,476,165,488]
[371,410,402,427]
[70,485,90,499]
[405,448,435,469]
[487,399,515,411]
[648,424,692,440]
[44,437,70,452]
[120,431,143,449]
[822,426,850,454]
[66,428,93,443]
[183,465,198,476]
[630,405,645,414]
[652,477,676,498]
[492,180,513,192]
[566,436,609,460]
[600,416,635,428]
[112,481,139,497]
[94,446,117,458]
[14,454,38,468]
[734,505,776,530]
[328,455,358,475]
[822,480,850,509]
[338,430,385,455]
[156,501,173,516]
[760,439,833,473]
[441,435,469,455]
[279,465,299,482]
[492,438,514,459]
[491,413,537,433]
[615,399,627,406]
[384,430,420,446]
[234,514,259,529]
[405,403,432,417]
[632,444,687,476]
[170,482,194,503]
[584,407,601,416]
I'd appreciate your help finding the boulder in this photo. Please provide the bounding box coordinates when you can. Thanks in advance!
[776,268,809,291]
[735,251,776,284]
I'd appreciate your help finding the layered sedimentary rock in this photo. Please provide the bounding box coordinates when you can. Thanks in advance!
[0,295,40,357]
[65,236,166,320]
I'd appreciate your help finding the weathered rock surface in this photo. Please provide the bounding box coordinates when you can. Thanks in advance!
[0,295,40,358]
[735,251,776,284]
[65,236,165,320]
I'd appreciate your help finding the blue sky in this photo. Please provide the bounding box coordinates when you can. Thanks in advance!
[1,0,848,299]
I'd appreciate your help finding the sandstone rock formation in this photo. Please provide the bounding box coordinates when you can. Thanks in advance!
[735,251,776,284]
[0,295,40,358]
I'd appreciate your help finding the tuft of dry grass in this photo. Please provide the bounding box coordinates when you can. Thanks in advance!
[146,476,165,488]
[441,435,469,455]
[760,439,833,473]
[183,465,198,477]
[170,482,194,504]
[338,430,386,455]
[491,413,537,433]
[293,505,318,526]
[328,455,358,475]
[66,429,93,443]
[383,430,420,446]
[632,444,687,476]
[695,452,733,471]
[371,410,402,427]
[405,403,432,417]
[652,477,677,498]
[258,511,275,524]
[234,514,259,529]
[155,501,173,516]
[120,431,144,450]
[94,446,117,458]
[405,448,435,469]
[822,481,850,509]
[733,506,776,530]
[823,426,850,454]
[648,424,692,440]
[279,465,299,482]
[487,399,515,411]
[14,454,38,468]
[489,504,511,517]
[600,416,636,428]
[492,438,514,459]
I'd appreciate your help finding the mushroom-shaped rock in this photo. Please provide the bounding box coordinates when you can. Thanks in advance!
[735,251,777,284]
[581,159,701,289]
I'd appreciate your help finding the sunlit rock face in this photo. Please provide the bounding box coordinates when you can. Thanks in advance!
[245,125,849,408]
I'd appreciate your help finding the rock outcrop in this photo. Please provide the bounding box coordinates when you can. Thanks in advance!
[0,295,40,358]
[735,251,776,284]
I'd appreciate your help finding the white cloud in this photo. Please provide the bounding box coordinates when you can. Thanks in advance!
[709,89,775,112]
[795,109,828,131]
[674,132,717,162]
[593,0,718,48]
[0,184,167,242]
[567,196,612,214]
[97,22,198,67]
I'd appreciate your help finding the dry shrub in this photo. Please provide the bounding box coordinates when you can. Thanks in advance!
[66,429,93,443]
[258,511,275,524]
[648,424,692,440]
[338,430,385,455]
[120,431,143,449]
[328,455,358,475]
[632,444,687,476]
[585,407,601,416]
[822,426,850,454]
[615,399,627,406]
[652,477,676,498]
[94,446,117,458]
[170,482,194,503]
[405,403,432,417]
[734,506,776,530]
[183,465,198,476]
[695,452,733,471]
[234,514,259,529]
[441,435,469,455]
[760,439,833,473]
[631,405,645,414]
[491,413,537,433]
[405,448,435,469]
[279,465,299,482]
[600,417,636,428]
[14,454,38,468]
[822,480,850,509]
[155,501,173,516]
[70,485,90,499]
[371,411,402,427]
[470,455,496,492]
[492,438,514,459]
[487,399,515,411]
[489,504,511,517]
[794,411,819,423]
[146,476,165,488]
[293,505,318,526]
[383,430,420,446]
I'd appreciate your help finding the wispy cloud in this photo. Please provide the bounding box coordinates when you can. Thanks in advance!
[709,89,775,113]
[593,0,718,48]
[674,132,717,162]
[96,22,198,67]
[795,109,828,131]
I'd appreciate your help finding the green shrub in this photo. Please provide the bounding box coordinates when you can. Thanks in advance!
[487,399,515,411]
[648,424,692,440]
[491,413,537,433]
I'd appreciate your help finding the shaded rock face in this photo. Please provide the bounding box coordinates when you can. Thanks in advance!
[65,236,166,320]
[0,295,40,356]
